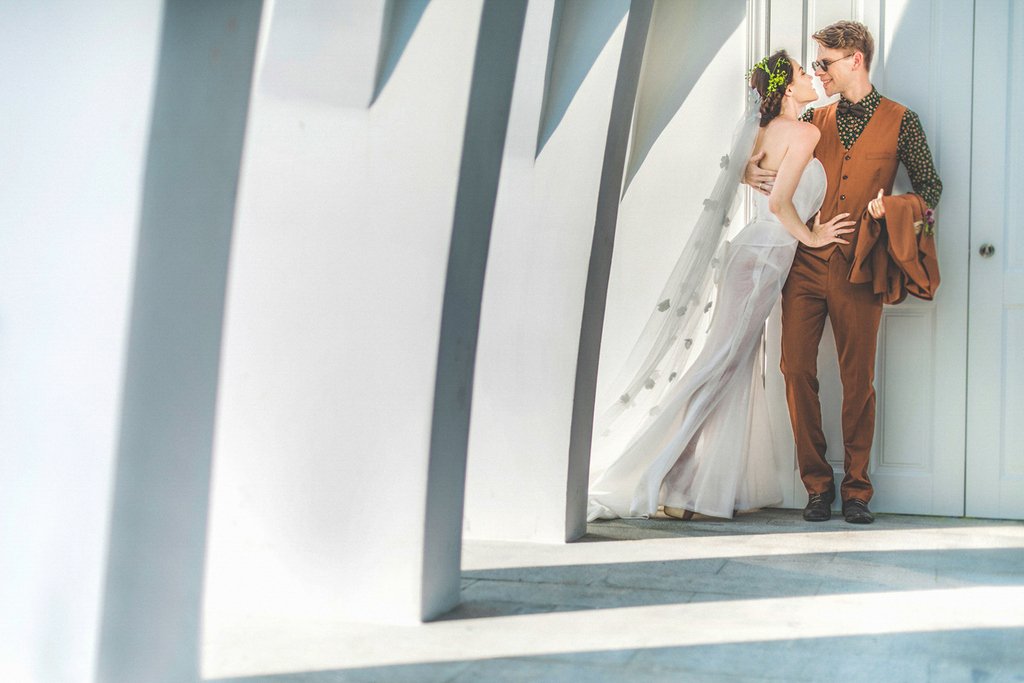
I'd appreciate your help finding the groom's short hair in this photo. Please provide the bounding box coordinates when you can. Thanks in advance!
[812,20,875,71]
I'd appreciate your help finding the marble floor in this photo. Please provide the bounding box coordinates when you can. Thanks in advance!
[205,509,1024,682]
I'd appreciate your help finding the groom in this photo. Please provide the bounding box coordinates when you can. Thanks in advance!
[746,21,942,523]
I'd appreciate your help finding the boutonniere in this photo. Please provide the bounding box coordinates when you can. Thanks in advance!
[914,208,936,237]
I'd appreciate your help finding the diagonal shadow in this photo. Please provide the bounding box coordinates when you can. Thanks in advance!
[621,629,1024,681]
[204,627,1024,682]
[451,547,1024,620]
[371,0,432,104]
[535,0,630,156]
[621,0,746,194]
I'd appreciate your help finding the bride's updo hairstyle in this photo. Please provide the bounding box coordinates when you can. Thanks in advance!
[748,50,794,127]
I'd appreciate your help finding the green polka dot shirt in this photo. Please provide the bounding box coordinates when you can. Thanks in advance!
[801,87,943,208]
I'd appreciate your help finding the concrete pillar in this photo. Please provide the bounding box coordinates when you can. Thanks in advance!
[95,2,263,681]
[423,0,530,619]
[463,0,651,543]
[203,2,527,656]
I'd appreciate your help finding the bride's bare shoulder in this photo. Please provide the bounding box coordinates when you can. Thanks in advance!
[775,120,820,153]
[764,119,819,144]
[796,120,821,139]
[758,120,819,169]
[780,119,820,143]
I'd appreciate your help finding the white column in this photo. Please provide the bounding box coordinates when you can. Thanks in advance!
[464,0,655,543]
[0,3,162,682]
[203,2,527,655]
[95,2,264,681]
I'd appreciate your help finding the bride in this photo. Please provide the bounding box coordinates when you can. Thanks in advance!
[588,51,854,521]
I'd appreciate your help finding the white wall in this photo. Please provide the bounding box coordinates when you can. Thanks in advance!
[0,3,162,681]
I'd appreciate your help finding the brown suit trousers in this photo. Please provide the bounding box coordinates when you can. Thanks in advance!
[781,248,882,502]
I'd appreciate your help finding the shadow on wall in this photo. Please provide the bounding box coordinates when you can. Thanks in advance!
[536,0,631,156]
[373,0,432,104]
[622,0,746,194]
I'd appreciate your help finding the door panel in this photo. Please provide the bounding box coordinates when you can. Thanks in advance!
[967,0,1024,519]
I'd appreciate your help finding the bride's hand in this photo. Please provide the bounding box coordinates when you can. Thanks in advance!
[808,211,856,248]
[744,152,776,196]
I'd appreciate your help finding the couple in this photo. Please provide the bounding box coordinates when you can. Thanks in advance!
[588,21,942,525]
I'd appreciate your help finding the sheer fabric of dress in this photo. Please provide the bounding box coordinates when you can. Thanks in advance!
[588,96,826,521]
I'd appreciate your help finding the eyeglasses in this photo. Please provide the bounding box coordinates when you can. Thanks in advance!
[812,53,854,72]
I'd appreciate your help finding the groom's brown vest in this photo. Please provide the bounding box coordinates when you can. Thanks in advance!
[802,98,906,259]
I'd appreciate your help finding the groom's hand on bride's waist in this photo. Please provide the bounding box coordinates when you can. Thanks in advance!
[744,151,776,196]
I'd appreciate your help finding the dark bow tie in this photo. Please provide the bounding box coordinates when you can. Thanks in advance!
[837,100,868,118]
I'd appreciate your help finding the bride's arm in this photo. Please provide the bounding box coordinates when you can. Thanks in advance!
[768,124,854,248]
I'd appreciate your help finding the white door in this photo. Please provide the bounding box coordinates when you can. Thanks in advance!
[966,0,1024,520]
[762,0,972,515]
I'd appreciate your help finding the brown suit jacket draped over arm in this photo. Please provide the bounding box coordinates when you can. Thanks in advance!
[847,193,940,305]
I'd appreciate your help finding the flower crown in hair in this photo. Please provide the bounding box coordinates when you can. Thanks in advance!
[746,55,790,98]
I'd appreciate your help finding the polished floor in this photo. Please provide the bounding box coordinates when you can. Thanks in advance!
[205,509,1024,682]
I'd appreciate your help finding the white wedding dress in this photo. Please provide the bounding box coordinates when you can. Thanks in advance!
[588,157,826,521]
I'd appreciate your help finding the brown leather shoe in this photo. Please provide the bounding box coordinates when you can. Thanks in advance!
[802,486,835,522]
[842,498,874,524]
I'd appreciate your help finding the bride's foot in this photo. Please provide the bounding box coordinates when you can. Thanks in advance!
[664,506,695,520]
